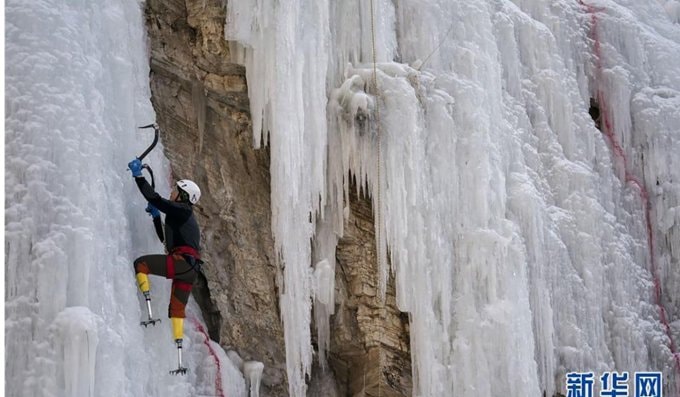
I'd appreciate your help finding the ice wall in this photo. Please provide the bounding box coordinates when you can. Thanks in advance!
[226,0,680,396]
[5,1,245,396]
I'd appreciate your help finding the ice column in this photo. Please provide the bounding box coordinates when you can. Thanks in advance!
[243,361,265,397]
[312,259,334,369]
[226,1,331,395]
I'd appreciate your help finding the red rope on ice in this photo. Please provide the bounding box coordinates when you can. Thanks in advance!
[579,0,680,385]
[189,317,225,397]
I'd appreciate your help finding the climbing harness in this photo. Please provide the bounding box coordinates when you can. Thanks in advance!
[166,246,203,278]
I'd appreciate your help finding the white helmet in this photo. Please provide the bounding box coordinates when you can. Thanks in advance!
[176,179,201,204]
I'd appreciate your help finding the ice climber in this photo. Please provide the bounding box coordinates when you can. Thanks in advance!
[127,158,202,370]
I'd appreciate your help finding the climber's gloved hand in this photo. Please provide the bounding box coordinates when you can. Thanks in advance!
[128,158,143,177]
[145,203,160,218]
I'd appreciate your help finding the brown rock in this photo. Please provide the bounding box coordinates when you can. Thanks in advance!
[145,1,286,395]
[330,185,412,396]
[144,1,412,395]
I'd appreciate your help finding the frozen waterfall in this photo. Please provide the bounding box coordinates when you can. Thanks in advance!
[226,0,680,396]
[5,1,245,396]
[5,0,680,396]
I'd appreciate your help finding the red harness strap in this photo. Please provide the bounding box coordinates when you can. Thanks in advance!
[172,246,201,259]
[165,246,201,280]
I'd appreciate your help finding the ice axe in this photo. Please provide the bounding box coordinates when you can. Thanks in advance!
[137,123,160,161]
[136,124,165,244]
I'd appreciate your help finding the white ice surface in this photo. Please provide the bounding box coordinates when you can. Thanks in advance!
[5,1,246,396]
[227,0,680,396]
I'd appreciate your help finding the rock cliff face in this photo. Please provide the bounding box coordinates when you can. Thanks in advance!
[329,186,412,397]
[144,1,411,395]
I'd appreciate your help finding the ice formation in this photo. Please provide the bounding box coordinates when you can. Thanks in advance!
[5,1,246,396]
[4,0,679,396]
[226,0,680,396]
[243,360,265,397]
[52,307,99,397]
[313,259,335,369]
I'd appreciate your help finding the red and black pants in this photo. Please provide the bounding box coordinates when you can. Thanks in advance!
[133,252,197,318]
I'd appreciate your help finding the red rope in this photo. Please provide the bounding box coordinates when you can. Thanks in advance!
[579,0,680,387]
[190,317,225,397]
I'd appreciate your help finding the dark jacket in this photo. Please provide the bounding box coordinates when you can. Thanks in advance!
[135,177,201,253]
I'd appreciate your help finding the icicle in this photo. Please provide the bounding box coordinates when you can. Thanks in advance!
[226,1,331,394]
[313,259,334,369]
[243,361,265,397]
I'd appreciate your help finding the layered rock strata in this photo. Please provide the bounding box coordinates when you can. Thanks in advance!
[144,1,412,395]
